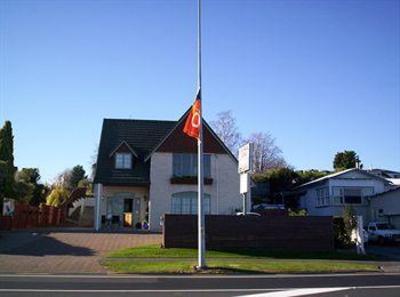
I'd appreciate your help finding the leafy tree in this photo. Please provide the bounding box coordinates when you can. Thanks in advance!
[16,168,40,184]
[252,167,297,207]
[0,121,16,200]
[341,205,357,247]
[245,132,286,173]
[46,186,69,207]
[295,169,331,185]
[0,161,6,190]
[69,165,87,190]
[253,167,297,194]
[14,168,48,206]
[253,168,331,210]
[14,178,34,202]
[333,150,362,171]
[210,110,242,154]
[55,165,87,192]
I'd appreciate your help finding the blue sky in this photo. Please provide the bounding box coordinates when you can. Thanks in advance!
[0,0,399,183]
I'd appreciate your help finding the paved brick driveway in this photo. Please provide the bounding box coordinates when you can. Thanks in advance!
[0,230,161,274]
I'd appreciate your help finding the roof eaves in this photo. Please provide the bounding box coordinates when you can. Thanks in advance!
[295,168,356,189]
[295,168,391,190]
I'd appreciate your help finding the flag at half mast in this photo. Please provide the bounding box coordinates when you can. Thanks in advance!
[183,89,201,139]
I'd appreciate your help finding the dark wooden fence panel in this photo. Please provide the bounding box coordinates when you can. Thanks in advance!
[163,214,334,252]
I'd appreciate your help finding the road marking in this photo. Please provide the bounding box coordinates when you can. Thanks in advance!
[1,286,400,293]
[0,289,282,293]
[236,288,349,297]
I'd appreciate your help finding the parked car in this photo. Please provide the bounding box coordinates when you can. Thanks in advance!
[236,212,261,217]
[367,222,400,244]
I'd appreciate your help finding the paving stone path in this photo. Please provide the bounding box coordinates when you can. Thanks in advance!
[0,230,161,274]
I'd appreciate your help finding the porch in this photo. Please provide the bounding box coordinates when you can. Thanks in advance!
[94,184,150,231]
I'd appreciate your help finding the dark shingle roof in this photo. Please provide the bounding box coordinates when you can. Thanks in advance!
[94,119,177,186]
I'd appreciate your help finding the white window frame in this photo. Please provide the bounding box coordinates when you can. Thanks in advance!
[331,186,374,206]
[115,153,132,169]
[172,153,211,178]
[316,187,329,207]
[171,192,211,215]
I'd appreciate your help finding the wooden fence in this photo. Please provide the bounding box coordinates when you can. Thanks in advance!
[163,214,334,252]
[0,204,66,230]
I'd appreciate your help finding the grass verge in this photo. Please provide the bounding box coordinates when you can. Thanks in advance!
[108,244,378,260]
[103,245,379,274]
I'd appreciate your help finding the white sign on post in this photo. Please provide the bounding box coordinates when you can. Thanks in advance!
[240,174,249,194]
[238,143,254,174]
[238,143,254,194]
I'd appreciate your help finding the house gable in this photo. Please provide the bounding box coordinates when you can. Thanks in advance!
[156,120,228,155]
[109,141,139,158]
[144,109,237,162]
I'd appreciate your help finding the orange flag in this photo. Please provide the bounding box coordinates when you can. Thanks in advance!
[183,90,201,139]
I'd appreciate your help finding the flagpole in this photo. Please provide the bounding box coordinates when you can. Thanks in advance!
[197,0,206,269]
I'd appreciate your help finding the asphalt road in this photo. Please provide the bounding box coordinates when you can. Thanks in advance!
[0,273,399,296]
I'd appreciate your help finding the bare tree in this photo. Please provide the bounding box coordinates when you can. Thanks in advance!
[245,132,286,173]
[210,110,242,154]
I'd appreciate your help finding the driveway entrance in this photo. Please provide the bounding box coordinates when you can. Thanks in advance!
[0,230,161,274]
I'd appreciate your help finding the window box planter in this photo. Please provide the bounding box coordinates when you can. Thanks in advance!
[170,176,213,185]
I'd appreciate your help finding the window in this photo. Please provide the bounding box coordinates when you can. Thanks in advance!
[343,188,362,204]
[316,187,329,207]
[332,186,373,205]
[173,153,211,177]
[171,192,211,214]
[115,153,132,169]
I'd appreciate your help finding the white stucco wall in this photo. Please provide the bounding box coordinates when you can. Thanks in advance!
[149,152,242,232]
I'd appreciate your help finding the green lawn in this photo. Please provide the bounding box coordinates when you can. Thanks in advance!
[103,245,379,274]
[107,244,377,260]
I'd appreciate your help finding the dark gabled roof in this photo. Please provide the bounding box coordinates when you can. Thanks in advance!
[94,114,238,186]
[94,119,176,185]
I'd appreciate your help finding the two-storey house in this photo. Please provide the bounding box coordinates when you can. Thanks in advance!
[93,112,243,232]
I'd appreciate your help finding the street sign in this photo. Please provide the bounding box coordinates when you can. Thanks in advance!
[240,173,249,194]
[238,143,254,174]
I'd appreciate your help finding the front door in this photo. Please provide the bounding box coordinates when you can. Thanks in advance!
[123,198,133,227]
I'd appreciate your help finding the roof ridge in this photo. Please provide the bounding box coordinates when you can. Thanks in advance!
[104,118,177,123]
[296,168,390,189]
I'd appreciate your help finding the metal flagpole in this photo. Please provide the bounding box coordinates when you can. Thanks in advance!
[197,0,206,269]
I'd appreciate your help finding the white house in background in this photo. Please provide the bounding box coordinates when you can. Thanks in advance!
[93,111,243,232]
[297,168,392,222]
[370,187,400,228]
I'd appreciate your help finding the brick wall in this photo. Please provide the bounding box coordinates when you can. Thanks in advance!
[163,214,334,252]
